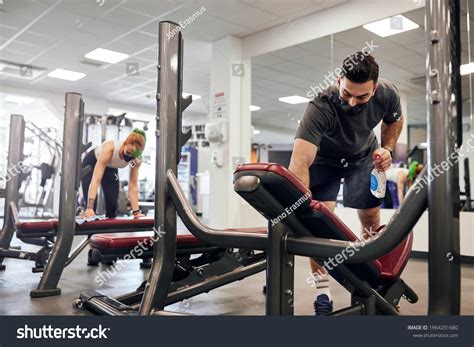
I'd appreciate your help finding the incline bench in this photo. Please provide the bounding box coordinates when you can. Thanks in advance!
[233,163,417,314]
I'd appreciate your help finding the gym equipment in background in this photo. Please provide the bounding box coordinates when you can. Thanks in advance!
[8,94,152,297]
[0,115,55,272]
[18,122,62,218]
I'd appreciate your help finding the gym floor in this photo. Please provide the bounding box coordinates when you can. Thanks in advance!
[1,234,473,315]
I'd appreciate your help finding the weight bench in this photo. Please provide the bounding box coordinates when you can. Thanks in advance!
[88,227,267,274]
[76,226,267,315]
[233,163,418,315]
[15,218,155,238]
[11,216,156,272]
[87,231,225,268]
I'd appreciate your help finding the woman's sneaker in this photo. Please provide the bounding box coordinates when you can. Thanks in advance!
[314,294,333,315]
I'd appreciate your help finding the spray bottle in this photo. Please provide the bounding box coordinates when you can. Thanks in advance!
[370,153,387,198]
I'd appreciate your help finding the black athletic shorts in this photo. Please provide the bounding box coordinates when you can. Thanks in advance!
[309,164,381,209]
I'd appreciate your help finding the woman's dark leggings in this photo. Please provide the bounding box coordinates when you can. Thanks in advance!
[81,150,119,218]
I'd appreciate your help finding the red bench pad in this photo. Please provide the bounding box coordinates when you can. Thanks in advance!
[90,227,267,249]
[235,163,311,197]
[16,218,155,234]
[379,233,413,280]
[90,232,201,248]
[235,163,413,281]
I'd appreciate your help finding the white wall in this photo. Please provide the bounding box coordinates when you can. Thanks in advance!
[207,36,253,228]
[253,125,294,145]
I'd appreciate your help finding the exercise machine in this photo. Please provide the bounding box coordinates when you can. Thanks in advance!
[19,121,61,218]
[3,93,266,303]
[76,229,266,315]
[0,115,55,272]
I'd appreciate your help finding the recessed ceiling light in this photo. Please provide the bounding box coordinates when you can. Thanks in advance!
[4,95,34,104]
[278,95,310,104]
[461,63,474,75]
[253,129,261,135]
[182,93,201,100]
[84,48,129,64]
[47,69,86,81]
[363,15,419,37]
[250,105,261,111]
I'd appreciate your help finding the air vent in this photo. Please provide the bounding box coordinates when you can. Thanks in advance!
[0,59,46,79]
[81,59,104,67]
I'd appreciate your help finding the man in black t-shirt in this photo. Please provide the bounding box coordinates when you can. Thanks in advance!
[289,52,403,315]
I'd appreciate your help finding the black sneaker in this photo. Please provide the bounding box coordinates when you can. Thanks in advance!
[314,294,333,315]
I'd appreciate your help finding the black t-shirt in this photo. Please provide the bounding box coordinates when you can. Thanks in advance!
[295,78,402,167]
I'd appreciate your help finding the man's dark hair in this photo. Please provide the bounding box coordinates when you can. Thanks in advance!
[341,52,379,83]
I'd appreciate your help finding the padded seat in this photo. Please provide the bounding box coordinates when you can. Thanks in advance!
[234,163,413,285]
[90,232,202,248]
[16,218,155,237]
[88,227,267,265]
[90,227,267,250]
[16,220,56,234]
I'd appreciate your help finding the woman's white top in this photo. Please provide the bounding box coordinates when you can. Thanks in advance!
[386,167,408,183]
[94,140,128,169]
